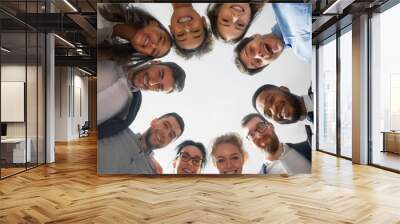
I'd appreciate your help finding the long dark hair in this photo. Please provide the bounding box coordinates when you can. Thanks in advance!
[98,3,172,66]
[207,3,264,43]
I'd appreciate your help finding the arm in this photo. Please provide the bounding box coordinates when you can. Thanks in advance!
[98,91,142,139]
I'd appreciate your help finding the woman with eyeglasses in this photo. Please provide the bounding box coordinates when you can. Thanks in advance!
[211,133,248,174]
[173,140,207,174]
[98,3,172,66]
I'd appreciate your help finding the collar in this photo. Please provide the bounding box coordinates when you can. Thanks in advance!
[302,95,313,113]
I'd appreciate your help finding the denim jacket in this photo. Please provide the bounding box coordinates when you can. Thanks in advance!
[271,3,312,63]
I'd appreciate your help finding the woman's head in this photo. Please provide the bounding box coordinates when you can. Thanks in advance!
[173,140,207,174]
[207,3,264,43]
[99,4,172,58]
[211,133,247,174]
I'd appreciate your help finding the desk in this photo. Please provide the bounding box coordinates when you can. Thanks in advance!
[382,131,400,155]
[1,138,31,163]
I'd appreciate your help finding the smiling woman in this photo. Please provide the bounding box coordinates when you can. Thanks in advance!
[97,3,312,175]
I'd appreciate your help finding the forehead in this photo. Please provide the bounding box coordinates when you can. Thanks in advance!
[214,143,241,156]
[181,145,203,157]
[159,116,182,135]
[244,116,263,132]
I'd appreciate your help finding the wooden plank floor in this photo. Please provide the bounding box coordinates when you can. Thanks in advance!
[1,135,400,224]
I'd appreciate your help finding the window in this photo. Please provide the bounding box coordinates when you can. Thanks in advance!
[339,28,352,158]
[317,36,337,155]
[370,2,400,171]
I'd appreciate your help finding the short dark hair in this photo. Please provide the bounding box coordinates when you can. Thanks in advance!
[160,62,186,93]
[207,3,264,44]
[174,25,213,59]
[252,84,277,112]
[234,36,268,75]
[159,112,185,136]
[241,113,267,128]
[175,140,207,168]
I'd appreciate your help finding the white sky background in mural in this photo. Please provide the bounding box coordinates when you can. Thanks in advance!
[129,3,311,174]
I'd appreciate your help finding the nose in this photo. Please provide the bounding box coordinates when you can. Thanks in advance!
[232,15,239,23]
[183,24,190,33]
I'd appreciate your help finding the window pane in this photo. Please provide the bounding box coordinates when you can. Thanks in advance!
[318,37,337,154]
[371,3,400,171]
[340,29,352,158]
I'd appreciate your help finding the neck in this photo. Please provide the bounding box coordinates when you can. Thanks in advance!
[173,3,192,10]
[138,134,149,152]
[299,96,307,121]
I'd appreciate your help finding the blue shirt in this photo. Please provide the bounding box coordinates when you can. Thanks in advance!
[271,3,312,63]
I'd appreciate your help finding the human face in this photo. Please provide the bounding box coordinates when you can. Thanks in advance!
[170,6,206,49]
[239,34,284,70]
[132,64,175,93]
[255,87,302,124]
[132,20,171,57]
[174,145,203,174]
[243,116,279,154]
[213,143,244,174]
[217,3,251,41]
[146,116,182,149]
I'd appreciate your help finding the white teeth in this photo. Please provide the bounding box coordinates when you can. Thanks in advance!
[144,37,149,46]
[156,132,161,142]
[224,171,237,174]
[231,6,244,12]
[178,16,192,23]
[183,169,192,174]
[281,106,286,119]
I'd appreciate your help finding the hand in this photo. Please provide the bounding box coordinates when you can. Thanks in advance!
[149,156,163,174]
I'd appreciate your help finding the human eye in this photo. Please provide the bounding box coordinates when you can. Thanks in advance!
[232,156,240,160]
[217,158,225,163]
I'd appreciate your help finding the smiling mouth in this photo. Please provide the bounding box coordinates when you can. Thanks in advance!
[178,16,192,23]
[182,168,193,174]
[142,35,151,48]
[224,170,239,174]
[231,5,244,13]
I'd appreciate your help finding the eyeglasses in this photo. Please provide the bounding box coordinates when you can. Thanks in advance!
[178,152,203,167]
[246,121,269,140]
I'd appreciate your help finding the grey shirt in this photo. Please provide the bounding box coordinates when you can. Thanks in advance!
[97,128,155,174]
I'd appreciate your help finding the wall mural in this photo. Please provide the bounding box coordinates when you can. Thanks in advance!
[97,3,313,175]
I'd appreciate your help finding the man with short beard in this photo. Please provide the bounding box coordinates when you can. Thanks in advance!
[234,3,311,75]
[252,84,313,125]
[98,60,186,139]
[241,113,311,174]
[98,112,185,174]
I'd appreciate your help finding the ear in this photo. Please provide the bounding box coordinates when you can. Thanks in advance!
[150,118,159,127]
[172,159,177,169]
[279,86,290,93]
[150,60,161,65]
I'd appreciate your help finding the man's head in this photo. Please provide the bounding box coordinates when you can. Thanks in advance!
[143,112,185,150]
[173,140,207,174]
[129,60,186,93]
[252,84,303,124]
[234,33,284,75]
[170,4,213,59]
[241,113,280,154]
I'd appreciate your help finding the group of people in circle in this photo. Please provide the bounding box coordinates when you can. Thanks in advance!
[97,3,312,175]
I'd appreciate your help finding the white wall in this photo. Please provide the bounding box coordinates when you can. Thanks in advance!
[54,67,89,141]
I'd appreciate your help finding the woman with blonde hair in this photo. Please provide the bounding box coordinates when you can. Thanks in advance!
[211,133,248,174]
